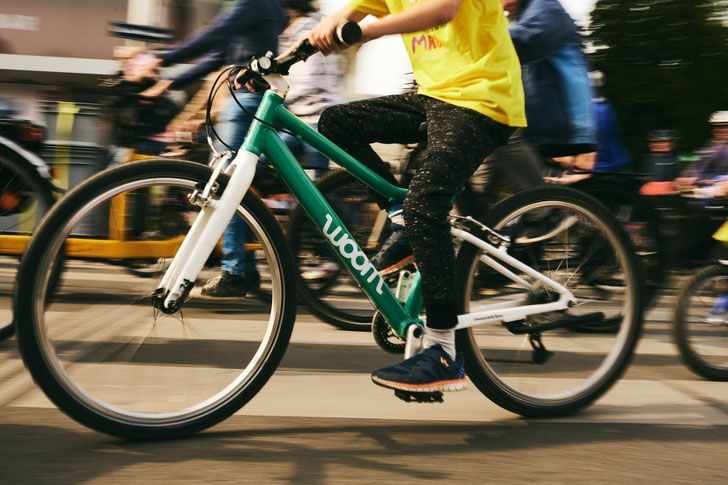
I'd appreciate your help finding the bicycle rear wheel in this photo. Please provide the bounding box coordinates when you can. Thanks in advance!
[672,264,728,381]
[456,186,642,417]
[14,159,296,439]
[0,149,55,339]
[287,169,381,331]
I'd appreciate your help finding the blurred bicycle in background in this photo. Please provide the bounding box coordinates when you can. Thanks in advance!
[672,219,728,381]
[0,114,55,339]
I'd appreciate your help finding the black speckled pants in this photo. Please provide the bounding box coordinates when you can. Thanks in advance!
[318,92,514,329]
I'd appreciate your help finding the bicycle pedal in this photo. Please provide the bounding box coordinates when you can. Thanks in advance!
[394,389,444,403]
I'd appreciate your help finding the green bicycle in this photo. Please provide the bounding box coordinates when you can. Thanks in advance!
[14,24,642,440]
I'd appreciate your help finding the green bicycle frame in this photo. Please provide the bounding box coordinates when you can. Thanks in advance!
[241,90,421,338]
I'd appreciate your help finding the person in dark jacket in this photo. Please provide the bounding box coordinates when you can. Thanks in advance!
[136,0,288,299]
[645,129,679,183]
[504,0,595,153]
[138,0,287,95]
[468,0,595,214]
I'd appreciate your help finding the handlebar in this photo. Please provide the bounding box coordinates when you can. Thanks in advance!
[207,21,360,152]
[238,21,362,87]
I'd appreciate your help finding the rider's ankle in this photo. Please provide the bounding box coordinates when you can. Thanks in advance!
[424,328,456,360]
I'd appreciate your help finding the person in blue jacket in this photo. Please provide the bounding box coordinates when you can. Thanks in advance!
[465,0,596,218]
[138,0,288,299]
[589,70,630,172]
[140,0,286,96]
[503,0,595,155]
[591,98,630,172]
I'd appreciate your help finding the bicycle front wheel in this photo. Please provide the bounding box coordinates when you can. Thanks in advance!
[672,264,728,381]
[0,149,55,340]
[456,186,642,417]
[14,159,297,439]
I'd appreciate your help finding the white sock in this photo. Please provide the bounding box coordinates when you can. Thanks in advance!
[423,328,456,361]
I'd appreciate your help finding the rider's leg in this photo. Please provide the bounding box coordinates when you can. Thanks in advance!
[319,93,435,273]
[405,98,514,352]
[371,97,513,392]
[319,93,428,274]
[318,92,426,209]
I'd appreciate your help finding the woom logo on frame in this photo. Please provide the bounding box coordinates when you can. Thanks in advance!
[322,214,385,295]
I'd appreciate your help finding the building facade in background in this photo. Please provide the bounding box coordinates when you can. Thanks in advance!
[0,0,221,121]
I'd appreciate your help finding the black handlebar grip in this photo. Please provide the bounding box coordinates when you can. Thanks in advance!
[270,21,362,76]
[297,39,319,59]
[334,22,362,47]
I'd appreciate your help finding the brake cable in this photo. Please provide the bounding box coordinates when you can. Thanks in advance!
[204,66,239,154]
[224,66,295,137]
[204,63,296,160]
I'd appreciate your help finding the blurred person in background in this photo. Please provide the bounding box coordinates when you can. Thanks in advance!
[589,71,630,172]
[673,112,728,263]
[468,0,595,225]
[277,0,342,181]
[277,0,346,281]
[646,130,679,183]
[548,88,632,185]
[131,0,288,299]
[675,111,728,194]
[224,0,344,292]
[639,129,680,196]
[503,0,595,160]
[138,0,343,298]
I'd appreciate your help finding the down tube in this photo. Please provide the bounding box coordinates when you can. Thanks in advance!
[263,134,419,335]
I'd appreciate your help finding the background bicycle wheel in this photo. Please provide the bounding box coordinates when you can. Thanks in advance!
[0,149,55,339]
[288,169,384,331]
[672,263,728,381]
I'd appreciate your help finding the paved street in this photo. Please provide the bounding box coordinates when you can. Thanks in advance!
[1,261,727,484]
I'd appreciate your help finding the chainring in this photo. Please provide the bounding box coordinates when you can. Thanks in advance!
[372,312,405,354]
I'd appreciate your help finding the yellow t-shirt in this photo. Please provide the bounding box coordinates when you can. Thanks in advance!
[349,0,526,127]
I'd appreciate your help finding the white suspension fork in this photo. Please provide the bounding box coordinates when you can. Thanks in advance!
[158,150,260,309]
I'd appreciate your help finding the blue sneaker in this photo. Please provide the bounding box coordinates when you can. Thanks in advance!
[371,226,415,276]
[371,345,467,393]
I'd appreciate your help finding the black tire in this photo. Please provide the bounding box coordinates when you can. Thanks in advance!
[14,159,297,439]
[672,264,728,381]
[456,186,642,417]
[0,148,55,340]
[287,169,382,331]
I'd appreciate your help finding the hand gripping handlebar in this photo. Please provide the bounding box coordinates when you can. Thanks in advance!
[238,21,362,87]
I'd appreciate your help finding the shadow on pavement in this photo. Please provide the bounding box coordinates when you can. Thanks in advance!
[2,407,727,483]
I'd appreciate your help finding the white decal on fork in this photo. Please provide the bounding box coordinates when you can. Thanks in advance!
[322,214,385,295]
